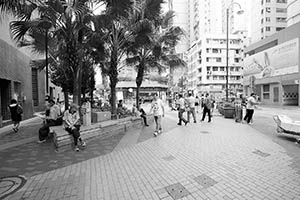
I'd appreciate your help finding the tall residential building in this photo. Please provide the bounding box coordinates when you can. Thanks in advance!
[188,0,222,44]
[168,0,189,54]
[187,34,243,97]
[287,0,300,26]
[250,0,287,44]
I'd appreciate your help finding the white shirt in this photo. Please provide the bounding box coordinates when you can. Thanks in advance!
[187,96,196,108]
[151,99,164,116]
[246,96,256,110]
[63,110,80,127]
[178,98,186,109]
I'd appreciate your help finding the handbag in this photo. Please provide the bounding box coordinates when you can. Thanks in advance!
[17,105,23,114]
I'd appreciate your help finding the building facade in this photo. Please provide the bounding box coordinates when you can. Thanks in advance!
[0,15,63,127]
[187,34,243,98]
[250,0,287,44]
[243,22,300,106]
[287,0,300,26]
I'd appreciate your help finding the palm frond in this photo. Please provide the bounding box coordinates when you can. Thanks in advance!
[10,20,40,41]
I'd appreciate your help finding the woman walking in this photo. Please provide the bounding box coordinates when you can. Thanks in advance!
[8,99,23,133]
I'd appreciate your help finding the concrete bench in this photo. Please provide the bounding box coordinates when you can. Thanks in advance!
[50,116,145,152]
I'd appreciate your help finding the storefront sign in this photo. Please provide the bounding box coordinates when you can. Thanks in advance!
[243,38,299,78]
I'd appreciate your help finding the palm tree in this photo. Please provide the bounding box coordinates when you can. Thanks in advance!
[8,0,92,105]
[126,2,185,109]
[89,0,135,118]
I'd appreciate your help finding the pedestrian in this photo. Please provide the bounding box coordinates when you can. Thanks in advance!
[149,94,165,136]
[187,93,196,123]
[177,94,188,126]
[195,96,200,113]
[8,99,23,133]
[132,104,149,126]
[117,100,123,108]
[201,93,212,122]
[63,104,86,152]
[38,99,62,143]
[211,97,215,115]
[243,93,259,124]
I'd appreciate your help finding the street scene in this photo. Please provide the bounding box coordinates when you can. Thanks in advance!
[1,0,300,200]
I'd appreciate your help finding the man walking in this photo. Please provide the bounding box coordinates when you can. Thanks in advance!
[187,93,196,123]
[149,94,165,136]
[177,94,188,126]
[201,93,212,122]
[243,93,259,124]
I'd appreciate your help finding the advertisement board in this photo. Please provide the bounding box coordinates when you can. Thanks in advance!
[243,38,299,79]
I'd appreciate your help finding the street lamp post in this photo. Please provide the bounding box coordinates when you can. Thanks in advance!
[226,2,244,102]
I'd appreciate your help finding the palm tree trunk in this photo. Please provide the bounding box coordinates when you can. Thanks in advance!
[63,90,69,111]
[136,86,140,110]
[136,64,144,110]
[110,77,117,119]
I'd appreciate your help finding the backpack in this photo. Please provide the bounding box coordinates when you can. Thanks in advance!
[17,105,23,115]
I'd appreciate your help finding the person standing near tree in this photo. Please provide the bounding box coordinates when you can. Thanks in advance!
[149,94,165,136]
[8,99,23,133]
[201,93,212,122]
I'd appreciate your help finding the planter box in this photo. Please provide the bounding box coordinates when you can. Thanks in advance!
[91,111,111,123]
[223,107,235,118]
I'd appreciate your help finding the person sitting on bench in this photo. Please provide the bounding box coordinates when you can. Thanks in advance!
[63,104,86,152]
[38,99,62,143]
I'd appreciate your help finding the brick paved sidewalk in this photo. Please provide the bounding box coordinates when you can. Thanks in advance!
[6,116,300,200]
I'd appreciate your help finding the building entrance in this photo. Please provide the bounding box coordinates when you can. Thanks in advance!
[0,79,11,121]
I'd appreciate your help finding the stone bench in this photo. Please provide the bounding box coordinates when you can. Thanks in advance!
[50,116,146,152]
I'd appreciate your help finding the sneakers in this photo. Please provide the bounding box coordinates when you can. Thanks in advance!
[145,124,150,126]
[37,139,46,144]
[184,121,189,126]
[177,123,182,126]
[81,141,86,147]
[13,127,18,133]
[153,131,158,137]
[75,146,80,152]
[158,130,162,134]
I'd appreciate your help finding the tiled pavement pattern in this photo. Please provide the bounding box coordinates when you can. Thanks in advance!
[0,112,179,179]
[6,116,300,200]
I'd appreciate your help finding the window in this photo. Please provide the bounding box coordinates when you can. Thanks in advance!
[276,8,286,13]
[266,26,271,31]
[212,67,218,71]
[206,58,210,62]
[212,49,219,53]
[276,17,286,22]
[266,0,270,2]
[206,76,210,80]
[220,67,225,71]
[206,48,210,53]
[276,0,286,3]
[261,18,264,24]
[276,27,285,31]
[216,58,221,62]
[213,76,218,80]
[32,68,39,106]
[234,58,240,63]
[266,7,271,13]
[219,76,225,80]
[263,84,270,99]
[266,17,270,22]
[230,67,234,71]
